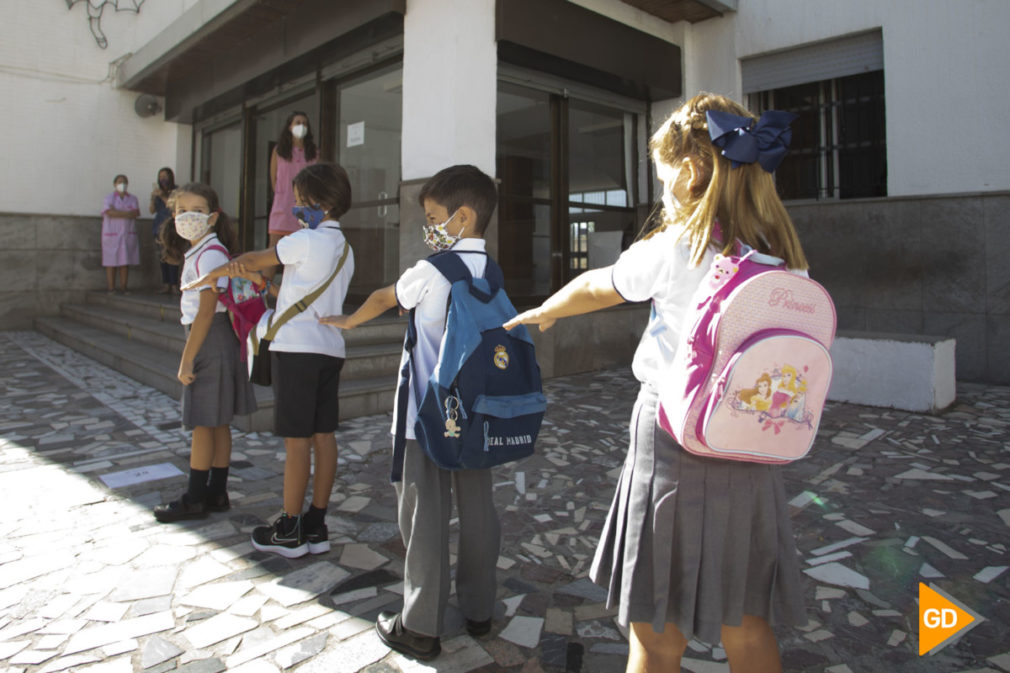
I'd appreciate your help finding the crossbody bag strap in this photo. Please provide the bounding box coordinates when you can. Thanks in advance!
[264,242,351,341]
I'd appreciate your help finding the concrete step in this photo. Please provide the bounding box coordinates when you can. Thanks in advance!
[59,303,403,381]
[35,315,396,432]
[83,291,408,345]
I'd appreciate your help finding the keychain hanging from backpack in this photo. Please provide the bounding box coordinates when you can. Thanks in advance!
[443,395,461,438]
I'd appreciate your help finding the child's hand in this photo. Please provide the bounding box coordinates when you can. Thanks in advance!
[320,315,354,330]
[504,308,556,333]
[236,268,264,285]
[225,260,250,278]
[178,359,195,385]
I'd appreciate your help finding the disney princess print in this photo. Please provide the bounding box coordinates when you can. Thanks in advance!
[731,362,814,434]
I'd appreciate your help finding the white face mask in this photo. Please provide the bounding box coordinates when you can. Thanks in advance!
[115,183,127,194]
[175,211,213,242]
[291,124,307,139]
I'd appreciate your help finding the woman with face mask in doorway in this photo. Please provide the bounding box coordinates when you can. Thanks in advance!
[266,112,318,278]
[101,174,141,294]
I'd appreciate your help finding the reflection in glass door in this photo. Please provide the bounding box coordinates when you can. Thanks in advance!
[496,81,639,301]
[200,121,242,221]
[567,99,636,281]
[335,64,402,300]
[496,83,552,300]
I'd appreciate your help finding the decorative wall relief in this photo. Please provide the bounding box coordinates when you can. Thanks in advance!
[65,0,145,49]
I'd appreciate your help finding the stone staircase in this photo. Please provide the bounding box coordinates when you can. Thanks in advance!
[35,292,405,432]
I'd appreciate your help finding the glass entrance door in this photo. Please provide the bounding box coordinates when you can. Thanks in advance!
[566,99,636,281]
[496,83,552,300]
[496,80,640,302]
[200,121,242,221]
[334,64,403,301]
[251,91,320,251]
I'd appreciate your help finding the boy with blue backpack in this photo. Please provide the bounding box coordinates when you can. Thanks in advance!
[321,165,544,660]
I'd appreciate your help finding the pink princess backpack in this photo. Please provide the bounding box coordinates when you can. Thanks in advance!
[657,243,836,463]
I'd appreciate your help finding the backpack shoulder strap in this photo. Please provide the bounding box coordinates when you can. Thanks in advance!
[196,243,230,275]
[427,251,474,284]
[427,250,503,293]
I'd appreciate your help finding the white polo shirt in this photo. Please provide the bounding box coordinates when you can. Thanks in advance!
[271,221,354,358]
[179,233,230,325]
[613,225,809,388]
[611,226,714,388]
[391,238,488,439]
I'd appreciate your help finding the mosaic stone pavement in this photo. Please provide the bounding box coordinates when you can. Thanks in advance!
[1,330,1008,673]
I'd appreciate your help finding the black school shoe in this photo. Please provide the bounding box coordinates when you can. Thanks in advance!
[375,611,441,660]
[465,618,492,637]
[153,493,208,523]
[206,491,230,513]
[251,514,308,558]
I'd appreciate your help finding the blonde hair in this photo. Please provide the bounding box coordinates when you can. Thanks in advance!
[649,92,808,270]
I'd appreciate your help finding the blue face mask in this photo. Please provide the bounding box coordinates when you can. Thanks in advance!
[292,204,326,230]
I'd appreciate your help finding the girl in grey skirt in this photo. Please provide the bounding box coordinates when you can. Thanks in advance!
[506,93,809,673]
[154,183,257,523]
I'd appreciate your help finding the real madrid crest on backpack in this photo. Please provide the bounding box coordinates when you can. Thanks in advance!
[391,251,546,480]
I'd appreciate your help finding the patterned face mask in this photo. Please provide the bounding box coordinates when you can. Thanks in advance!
[292,204,326,230]
[423,210,463,252]
[175,211,212,241]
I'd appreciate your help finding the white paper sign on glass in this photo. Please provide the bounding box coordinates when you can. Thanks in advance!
[347,121,365,148]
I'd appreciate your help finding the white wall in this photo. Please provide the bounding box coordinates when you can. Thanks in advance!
[730,0,1010,196]
[584,0,1010,197]
[401,0,497,180]
[1,0,196,217]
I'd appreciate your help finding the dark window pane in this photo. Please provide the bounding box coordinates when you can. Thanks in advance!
[756,71,885,200]
[837,70,886,198]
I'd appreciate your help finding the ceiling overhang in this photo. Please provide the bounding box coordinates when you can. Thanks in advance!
[618,0,737,24]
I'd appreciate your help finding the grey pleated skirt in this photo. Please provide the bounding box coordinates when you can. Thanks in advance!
[181,313,258,429]
[589,386,808,644]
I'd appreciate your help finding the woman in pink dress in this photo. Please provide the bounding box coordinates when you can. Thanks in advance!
[102,174,141,293]
[268,112,318,248]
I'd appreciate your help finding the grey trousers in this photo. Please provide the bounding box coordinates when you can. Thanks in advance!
[394,439,501,637]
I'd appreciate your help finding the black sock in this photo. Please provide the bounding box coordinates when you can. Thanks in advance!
[302,505,326,530]
[187,468,209,503]
[208,466,229,495]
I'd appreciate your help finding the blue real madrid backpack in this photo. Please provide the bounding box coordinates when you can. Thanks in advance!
[391,251,546,481]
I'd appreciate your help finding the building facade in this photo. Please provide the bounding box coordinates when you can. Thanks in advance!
[3,0,1009,381]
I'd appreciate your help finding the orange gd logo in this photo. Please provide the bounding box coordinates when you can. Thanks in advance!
[918,583,984,656]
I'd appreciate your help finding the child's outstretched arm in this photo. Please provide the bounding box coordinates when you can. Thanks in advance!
[181,248,281,291]
[321,284,397,330]
[178,289,218,385]
[504,267,623,332]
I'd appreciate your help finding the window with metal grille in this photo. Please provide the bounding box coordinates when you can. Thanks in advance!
[750,69,886,200]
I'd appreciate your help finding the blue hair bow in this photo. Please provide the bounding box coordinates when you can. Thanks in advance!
[706,109,798,173]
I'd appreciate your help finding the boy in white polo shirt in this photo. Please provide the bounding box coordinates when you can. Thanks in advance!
[321,165,501,660]
[188,162,354,558]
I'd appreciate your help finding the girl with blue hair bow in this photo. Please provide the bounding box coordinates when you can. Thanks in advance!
[506,93,810,673]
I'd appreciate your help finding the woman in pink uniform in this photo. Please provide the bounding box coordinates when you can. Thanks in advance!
[101,174,141,293]
[268,111,318,249]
